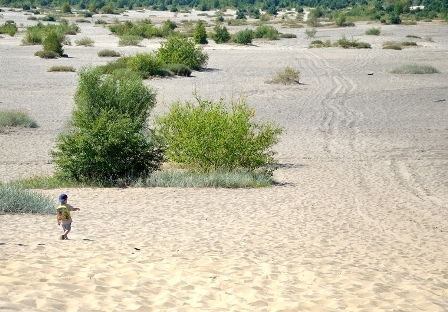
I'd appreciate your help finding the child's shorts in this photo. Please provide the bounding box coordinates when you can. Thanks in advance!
[62,223,72,231]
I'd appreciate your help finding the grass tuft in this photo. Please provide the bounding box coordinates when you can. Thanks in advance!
[48,65,76,72]
[98,49,121,57]
[267,66,300,84]
[75,36,94,46]
[390,64,440,74]
[0,184,55,214]
[0,109,37,128]
[365,27,381,35]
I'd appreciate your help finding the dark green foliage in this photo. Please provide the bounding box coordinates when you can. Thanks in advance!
[35,50,60,58]
[390,14,401,24]
[162,63,192,76]
[61,2,71,13]
[193,20,208,44]
[236,9,246,19]
[125,52,166,78]
[155,97,282,174]
[51,67,162,185]
[0,20,18,36]
[254,25,279,40]
[109,20,162,39]
[212,24,231,43]
[233,29,253,45]
[156,36,209,70]
[43,31,64,55]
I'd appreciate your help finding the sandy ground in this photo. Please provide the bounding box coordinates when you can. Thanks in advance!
[1,8,448,311]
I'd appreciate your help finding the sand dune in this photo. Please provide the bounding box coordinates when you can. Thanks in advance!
[0,8,447,311]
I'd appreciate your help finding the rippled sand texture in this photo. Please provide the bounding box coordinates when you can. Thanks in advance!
[0,8,447,311]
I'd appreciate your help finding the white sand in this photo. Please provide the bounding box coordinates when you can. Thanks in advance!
[0,8,447,311]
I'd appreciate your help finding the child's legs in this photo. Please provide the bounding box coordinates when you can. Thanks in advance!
[62,223,72,238]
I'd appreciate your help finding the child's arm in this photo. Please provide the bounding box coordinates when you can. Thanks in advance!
[56,212,61,225]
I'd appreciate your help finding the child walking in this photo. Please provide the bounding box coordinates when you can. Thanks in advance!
[56,193,80,240]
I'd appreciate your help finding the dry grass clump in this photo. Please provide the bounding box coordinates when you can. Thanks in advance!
[48,65,76,72]
[390,64,440,74]
[75,36,94,46]
[0,109,37,129]
[365,27,381,35]
[98,49,121,57]
[309,39,331,48]
[0,184,55,214]
[383,41,417,50]
[34,50,60,58]
[266,66,300,84]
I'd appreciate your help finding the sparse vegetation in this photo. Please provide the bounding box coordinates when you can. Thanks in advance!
[266,66,300,84]
[118,34,143,46]
[365,27,381,35]
[48,65,76,72]
[383,41,418,49]
[0,109,37,130]
[0,20,18,36]
[337,35,370,49]
[391,64,440,74]
[309,39,332,48]
[305,27,317,38]
[75,36,94,46]
[0,184,55,214]
[98,49,121,57]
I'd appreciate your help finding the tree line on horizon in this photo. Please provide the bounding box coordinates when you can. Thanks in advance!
[1,0,446,20]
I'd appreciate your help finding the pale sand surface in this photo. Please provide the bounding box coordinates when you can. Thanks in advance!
[1,9,448,311]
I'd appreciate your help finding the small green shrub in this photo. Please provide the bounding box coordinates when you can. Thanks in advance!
[41,14,56,22]
[155,96,282,174]
[390,64,440,74]
[35,50,61,58]
[48,65,76,72]
[305,27,317,38]
[267,66,300,84]
[0,20,18,36]
[0,184,55,214]
[43,30,65,55]
[75,36,94,46]
[162,63,192,76]
[233,29,253,45]
[95,19,107,25]
[118,34,143,46]
[383,44,402,50]
[365,27,381,35]
[279,33,297,38]
[337,35,371,49]
[309,39,332,48]
[157,36,209,70]
[98,49,121,57]
[254,25,279,40]
[193,20,208,44]
[0,110,37,128]
[125,52,165,78]
[212,24,231,43]
[406,34,421,39]
[75,18,90,23]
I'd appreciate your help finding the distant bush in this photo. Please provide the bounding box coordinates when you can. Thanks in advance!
[212,24,231,43]
[43,30,64,55]
[305,27,317,38]
[162,63,192,76]
[98,49,121,57]
[118,34,143,46]
[337,35,371,49]
[157,36,208,70]
[76,18,90,23]
[406,35,421,39]
[391,64,440,74]
[155,96,282,175]
[125,52,166,78]
[254,25,279,40]
[193,20,208,44]
[401,41,417,46]
[48,65,76,72]
[35,50,60,58]
[75,36,94,46]
[233,29,253,45]
[95,19,107,25]
[0,184,55,214]
[267,66,300,84]
[279,33,297,38]
[309,39,332,48]
[22,20,77,45]
[383,44,402,50]
[365,27,381,35]
[0,109,37,128]
[0,20,18,36]
[382,41,418,49]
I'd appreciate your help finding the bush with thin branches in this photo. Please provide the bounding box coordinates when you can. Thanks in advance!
[390,64,440,74]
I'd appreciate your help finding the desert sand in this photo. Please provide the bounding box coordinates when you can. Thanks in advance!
[0,8,447,311]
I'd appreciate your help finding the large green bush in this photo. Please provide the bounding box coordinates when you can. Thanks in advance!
[155,96,283,174]
[156,36,208,70]
[51,67,163,185]
[254,25,279,40]
[0,20,18,36]
[43,31,64,56]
